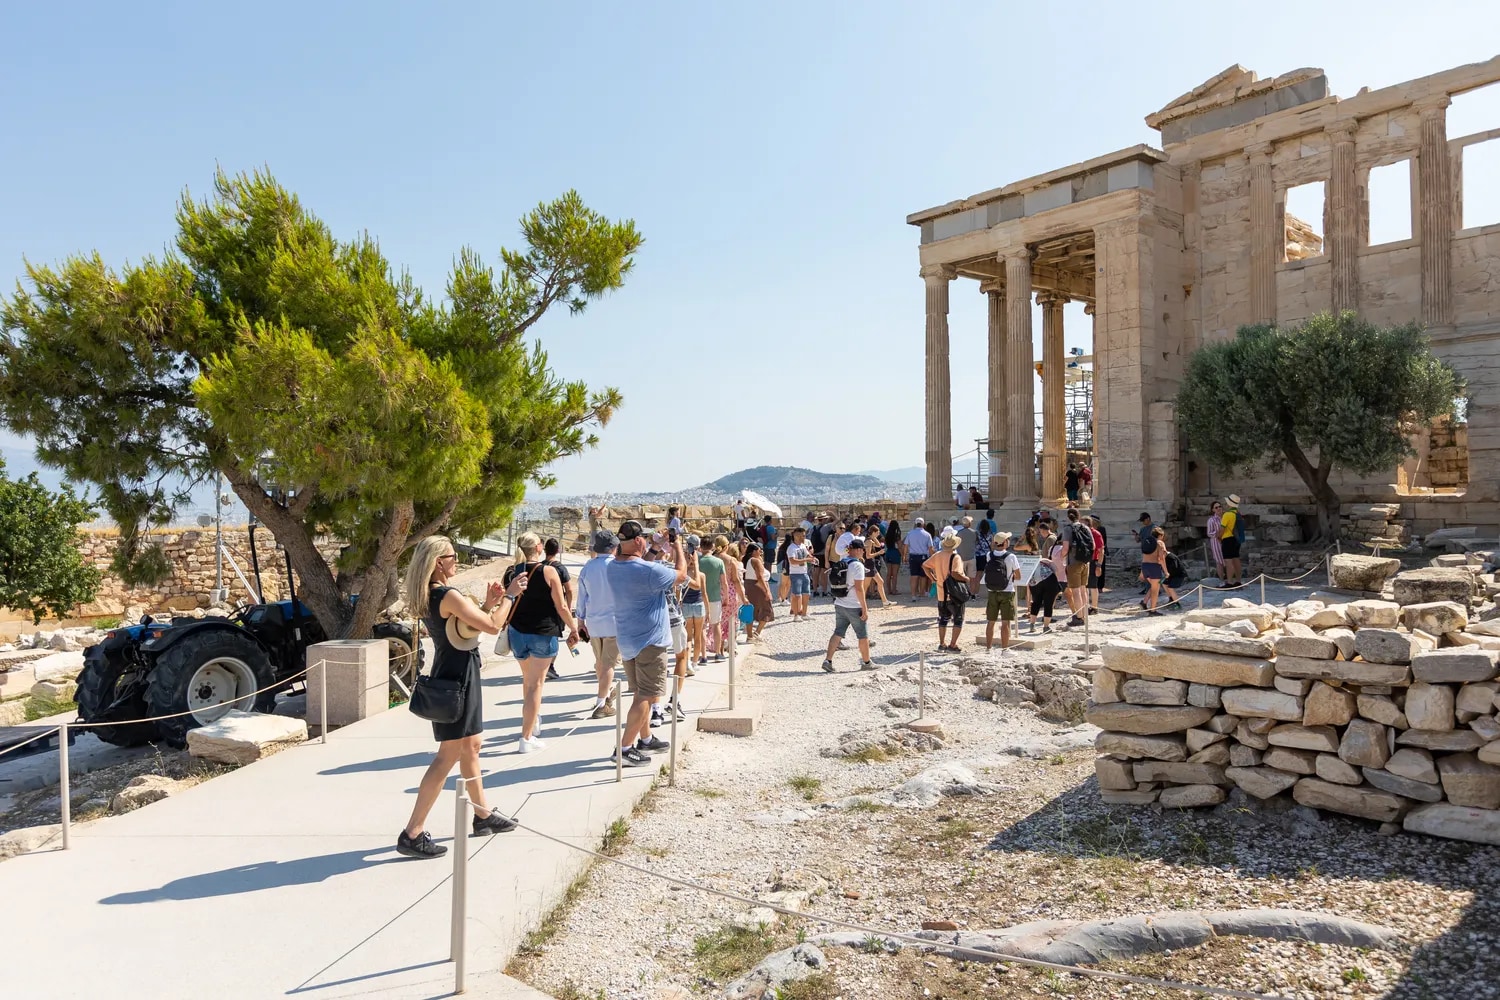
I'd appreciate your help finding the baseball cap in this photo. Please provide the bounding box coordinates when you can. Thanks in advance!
[914,517,925,526]
[685,533,701,551]
[618,519,644,540]
[995,531,1013,545]
[847,537,866,550]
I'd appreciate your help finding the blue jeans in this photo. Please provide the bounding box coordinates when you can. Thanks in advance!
[509,628,559,660]
[790,574,811,595]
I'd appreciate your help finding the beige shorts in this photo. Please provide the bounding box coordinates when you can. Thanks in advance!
[707,601,723,624]
[1066,562,1089,588]
[623,644,669,699]
[589,635,620,672]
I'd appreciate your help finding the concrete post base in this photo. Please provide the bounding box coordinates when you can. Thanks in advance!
[306,639,388,733]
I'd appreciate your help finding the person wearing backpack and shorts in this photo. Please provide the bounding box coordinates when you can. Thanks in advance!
[1219,494,1246,588]
[821,537,872,673]
[1062,508,1094,628]
[922,533,970,652]
[981,531,1021,651]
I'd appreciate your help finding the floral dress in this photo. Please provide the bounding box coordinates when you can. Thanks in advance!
[719,564,743,648]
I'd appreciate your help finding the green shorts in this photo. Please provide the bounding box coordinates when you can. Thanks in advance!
[986,590,1016,622]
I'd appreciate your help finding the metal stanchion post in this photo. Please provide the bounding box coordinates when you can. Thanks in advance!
[1197,584,1204,610]
[1259,574,1266,605]
[728,626,737,711]
[1084,608,1092,652]
[1326,553,1333,587]
[614,680,623,784]
[918,652,926,718]
[58,723,70,850]
[318,659,328,745]
[669,675,679,788]
[451,782,469,993]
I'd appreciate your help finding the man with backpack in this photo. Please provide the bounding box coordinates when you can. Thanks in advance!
[821,537,872,673]
[981,531,1021,651]
[1062,507,1094,628]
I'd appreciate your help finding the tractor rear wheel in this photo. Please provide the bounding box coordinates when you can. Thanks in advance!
[74,643,156,747]
[146,630,276,747]
[374,622,423,696]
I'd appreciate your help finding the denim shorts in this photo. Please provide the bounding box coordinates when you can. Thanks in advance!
[832,603,868,639]
[682,602,706,619]
[508,628,559,660]
[790,574,811,595]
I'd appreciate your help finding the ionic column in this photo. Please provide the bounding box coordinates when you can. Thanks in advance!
[1084,301,1098,481]
[923,265,955,506]
[986,286,1008,503]
[1326,122,1359,314]
[1246,142,1277,325]
[1003,249,1036,502]
[1418,96,1454,328]
[1038,291,1067,499]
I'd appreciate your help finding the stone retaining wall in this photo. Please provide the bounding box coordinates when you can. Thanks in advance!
[1087,565,1500,845]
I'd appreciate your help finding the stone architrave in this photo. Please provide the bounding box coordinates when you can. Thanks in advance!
[923,265,955,504]
[1003,249,1036,502]
[986,285,1008,502]
[1038,291,1067,499]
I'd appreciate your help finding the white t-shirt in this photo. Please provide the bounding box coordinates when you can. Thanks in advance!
[787,542,810,575]
[835,557,866,609]
[987,550,1020,593]
[733,503,746,519]
[954,488,967,507]
[835,531,855,557]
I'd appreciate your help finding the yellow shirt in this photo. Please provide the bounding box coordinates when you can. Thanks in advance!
[1219,510,1238,539]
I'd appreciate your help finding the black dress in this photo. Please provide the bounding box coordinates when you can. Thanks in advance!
[424,585,483,741]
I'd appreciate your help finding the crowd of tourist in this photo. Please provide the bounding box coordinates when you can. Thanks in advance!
[393,492,1246,858]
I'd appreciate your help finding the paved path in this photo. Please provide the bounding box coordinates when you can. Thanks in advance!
[0,627,735,999]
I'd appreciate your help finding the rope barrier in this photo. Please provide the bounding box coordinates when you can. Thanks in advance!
[511,819,1294,1000]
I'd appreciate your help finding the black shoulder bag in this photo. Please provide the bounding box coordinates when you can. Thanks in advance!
[944,553,973,604]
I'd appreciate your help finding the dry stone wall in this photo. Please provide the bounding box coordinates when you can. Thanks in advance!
[1087,566,1500,845]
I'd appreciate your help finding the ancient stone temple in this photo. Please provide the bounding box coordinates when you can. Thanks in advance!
[910,57,1500,534]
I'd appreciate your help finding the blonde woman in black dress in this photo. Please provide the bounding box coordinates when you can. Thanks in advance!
[397,536,526,860]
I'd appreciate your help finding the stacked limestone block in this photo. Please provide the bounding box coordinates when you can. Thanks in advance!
[1087,589,1500,846]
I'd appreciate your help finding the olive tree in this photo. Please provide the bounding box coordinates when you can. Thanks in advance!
[1176,313,1463,539]
[0,457,101,624]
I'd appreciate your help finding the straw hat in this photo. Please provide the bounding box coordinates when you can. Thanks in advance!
[444,594,485,651]
[941,534,961,550]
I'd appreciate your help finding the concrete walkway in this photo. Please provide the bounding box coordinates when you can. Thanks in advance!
[0,631,735,999]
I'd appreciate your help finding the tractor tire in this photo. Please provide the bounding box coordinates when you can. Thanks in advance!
[374,622,424,696]
[146,630,276,747]
[74,643,157,747]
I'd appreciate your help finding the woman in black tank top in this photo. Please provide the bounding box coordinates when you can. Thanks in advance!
[506,533,579,753]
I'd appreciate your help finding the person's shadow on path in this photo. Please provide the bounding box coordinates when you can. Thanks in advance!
[100,847,407,904]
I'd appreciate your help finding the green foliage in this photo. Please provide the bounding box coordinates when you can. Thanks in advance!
[1,169,640,636]
[0,457,101,623]
[1176,313,1462,530]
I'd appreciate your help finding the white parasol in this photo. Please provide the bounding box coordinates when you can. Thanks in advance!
[739,489,782,518]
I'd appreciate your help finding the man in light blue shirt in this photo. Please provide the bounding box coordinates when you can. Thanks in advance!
[605,520,687,767]
[904,518,933,601]
[576,529,620,720]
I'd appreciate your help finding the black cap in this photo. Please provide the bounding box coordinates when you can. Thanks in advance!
[1137,512,1152,523]
[847,537,866,550]
[618,519,644,540]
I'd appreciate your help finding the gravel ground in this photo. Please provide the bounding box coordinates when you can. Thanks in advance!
[497,576,1497,1000]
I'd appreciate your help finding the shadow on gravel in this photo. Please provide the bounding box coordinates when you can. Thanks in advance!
[987,775,1500,997]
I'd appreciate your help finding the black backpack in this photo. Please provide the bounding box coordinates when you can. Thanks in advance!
[828,558,851,598]
[984,551,1013,588]
[1165,551,1184,580]
[1069,523,1094,563]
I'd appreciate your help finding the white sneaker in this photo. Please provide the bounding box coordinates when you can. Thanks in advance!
[518,736,546,754]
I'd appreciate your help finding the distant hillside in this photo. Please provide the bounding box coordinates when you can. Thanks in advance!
[706,466,885,493]
[852,465,924,484]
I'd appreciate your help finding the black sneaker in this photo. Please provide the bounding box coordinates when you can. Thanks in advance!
[1042,625,1053,634]
[473,810,518,836]
[637,735,670,754]
[822,659,835,673]
[614,747,650,767]
[547,665,561,681]
[650,710,665,728]
[396,829,448,859]
[1067,616,1084,628]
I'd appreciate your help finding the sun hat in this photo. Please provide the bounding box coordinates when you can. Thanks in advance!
[591,529,618,553]
[445,607,483,651]
[941,534,961,550]
[1226,494,1241,506]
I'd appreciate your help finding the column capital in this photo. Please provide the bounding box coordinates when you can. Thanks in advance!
[999,246,1032,264]
[920,263,957,282]
[1325,120,1358,141]
[1415,94,1452,117]
[1245,141,1274,163]
[1083,302,1096,317]
[1035,290,1067,307]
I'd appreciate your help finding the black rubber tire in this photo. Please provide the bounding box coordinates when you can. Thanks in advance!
[74,643,157,747]
[146,629,276,747]
[374,622,424,696]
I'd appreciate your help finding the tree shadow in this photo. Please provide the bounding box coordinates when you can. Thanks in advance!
[101,846,407,904]
[986,777,1500,996]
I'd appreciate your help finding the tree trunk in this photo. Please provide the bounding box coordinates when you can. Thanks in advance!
[1282,440,1341,542]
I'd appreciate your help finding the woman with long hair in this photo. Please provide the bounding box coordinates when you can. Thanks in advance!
[397,536,525,859]
[1026,523,1066,634]
[717,538,744,652]
[1206,500,1226,582]
[505,532,578,753]
[1141,525,1178,614]
[883,520,902,592]
[741,541,774,641]
[864,523,892,607]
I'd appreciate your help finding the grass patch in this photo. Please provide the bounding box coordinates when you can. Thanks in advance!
[694,787,726,799]
[939,818,979,840]
[693,923,789,981]
[846,798,888,813]
[23,697,76,722]
[602,818,629,856]
[776,972,838,1000]
[787,774,822,801]
[842,745,889,764]
[510,868,592,964]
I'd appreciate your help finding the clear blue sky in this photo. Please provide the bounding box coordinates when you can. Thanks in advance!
[2,2,1498,498]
